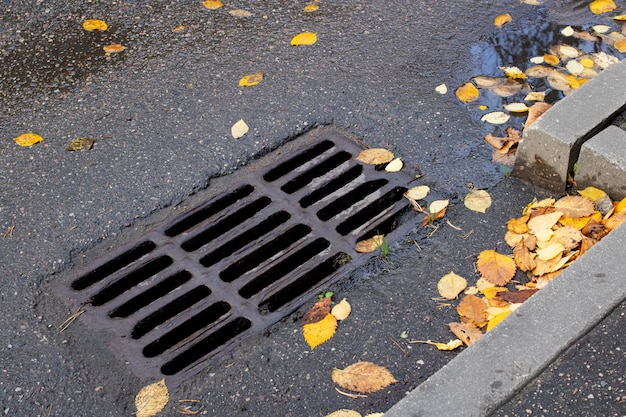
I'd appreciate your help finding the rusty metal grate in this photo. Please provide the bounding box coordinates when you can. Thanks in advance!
[59,129,414,386]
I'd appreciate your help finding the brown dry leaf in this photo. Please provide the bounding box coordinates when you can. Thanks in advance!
[135,378,169,417]
[547,70,573,93]
[66,137,94,151]
[464,189,492,213]
[437,272,468,300]
[103,44,126,53]
[291,32,317,46]
[331,298,351,321]
[356,148,394,165]
[354,234,384,253]
[525,102,552,129]
[302,297,332,325]
[325,410,361,417]
[331,362,398,394]
[495,289,539,304]
[303,313,337,349]
[525,65,554,78]
[238,72,263,87]
[14,132,43,147]
[448,322,483,346]
[457,294,488,327]
[604,210,626,231]
[477,250,517,286]
[455,82,480,103]
[494,13,512,28]
[513,238,536,272]
[492,149,516,166]
[553,195,596,218]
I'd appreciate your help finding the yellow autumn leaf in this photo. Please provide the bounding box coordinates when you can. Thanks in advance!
[503,102,530,112]
[524,91,546,101]
[356,148,394,164]
[464,189,492,213]
[589,0,616,14]
[536,242,565,260]
[457,293,488,327]
[477,249,517,286]
[554,195,596,218]
[455,82,479,103]
[437,272,467,300]
[332,362,398,393]
[435,83,448,94]
[331,298,351,321]
[543,53,560,65]
[203,0,224,10]
[410,339,463,351]
[614,14,626,21]
[527,211,563,234]
[238,72,263,87]
[14,132,43,147]
[303,313,337,349]
[385,157,403,172]
[103,44,126,53]
[616,197,626,213]
[135,379,169,417]
[231,119,249,139]
[494,13,512,28]
[614,39,626,53]
[304,4,320,12]
[578,186,607,202]
[500,66,527,79]
[82,19,108,31]
[291,32,317,46]
[486,311,511,331]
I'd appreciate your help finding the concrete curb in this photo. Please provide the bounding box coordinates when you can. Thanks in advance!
[514,59,626,196]
[383,223,626,417]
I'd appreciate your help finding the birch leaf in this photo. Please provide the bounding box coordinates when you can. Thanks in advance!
[356,148,394,164]
[405,185,430,201]
[385,158,403,172]
[303,313,337,349]
[477,249,516,286]
[455,82,479,103]
[239,72,263,87]
[331,298,351,321]
[135,379,169,417]
[332,362,398,393]
[435,83,448,94]
[291,32,317,46]
[589,0,616,14]
[437,272,467,300]
[464,189,492,213]
[481,111,510,124]
[14,133,43,147]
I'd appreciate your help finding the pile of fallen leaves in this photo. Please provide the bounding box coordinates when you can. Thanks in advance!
[420,186,626,350]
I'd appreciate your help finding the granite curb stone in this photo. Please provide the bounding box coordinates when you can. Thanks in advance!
[383,223,626,417]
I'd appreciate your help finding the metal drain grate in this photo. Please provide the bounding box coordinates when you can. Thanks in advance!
[59,129,414,386]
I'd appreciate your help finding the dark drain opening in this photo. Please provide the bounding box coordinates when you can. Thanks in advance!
[317,179,388,221]
[165,185,254,237]
[239,238,331,299]
[219,224,312,282]
[109,270,193,318]
[263,140,334,182]
[71,241,156,290]
[281,151,352,194]
[200,211,291,268]
[181,197,272,252]
[160,317,252,376]
[260,252,349,313]
[132,285,211,339]
[90,256,173,306]
[299,165,363,208]
[143,301,231,358]
[336,186,408,236]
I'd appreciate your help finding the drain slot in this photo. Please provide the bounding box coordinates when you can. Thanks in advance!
[281,151,352,194]
[72,241,157,290]
[219,224,312,282]
[317,179,388,221]
[200,211,291,268]
[109,270,193,318]
[263,140,334,182]
[143,301,232,358]
[182,196,271,252]
[132,285,211,339]
[160,317,252,376]
[336,186,407,236]
[165,185,254,237]
[299,165,363,208]
[91,256,173,306]
[239,238,331,299]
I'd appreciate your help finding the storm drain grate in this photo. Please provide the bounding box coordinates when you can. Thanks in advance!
[60,129,414,386]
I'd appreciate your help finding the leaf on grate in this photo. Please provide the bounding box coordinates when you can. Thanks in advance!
[385,157,403,172]
[464,189,492,213]
[355,234,384,253]
[331,298,351,321]
[356,148,394,165]
[303,313,337,349]
[302,296,332,325]
[331,361,398,393]
[477,249,516,285]
[448,322,483,346]
[457,294,488,327]
[437,272,467,300]
[135,378,169,417]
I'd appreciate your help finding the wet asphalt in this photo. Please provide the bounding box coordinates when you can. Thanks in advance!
[1,0,624,416]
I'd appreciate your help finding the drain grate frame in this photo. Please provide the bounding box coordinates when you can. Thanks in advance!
[57,127,418,387]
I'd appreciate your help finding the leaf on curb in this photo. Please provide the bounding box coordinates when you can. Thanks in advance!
[356,148,394,164]
[291,32,317,46]
[331,362,398,393]
[14,132,43,147]
[303,313,337,349]
[135,378,169,417]
[437,272,467,300]
[477,249,516,286]
[464,189,492,213]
